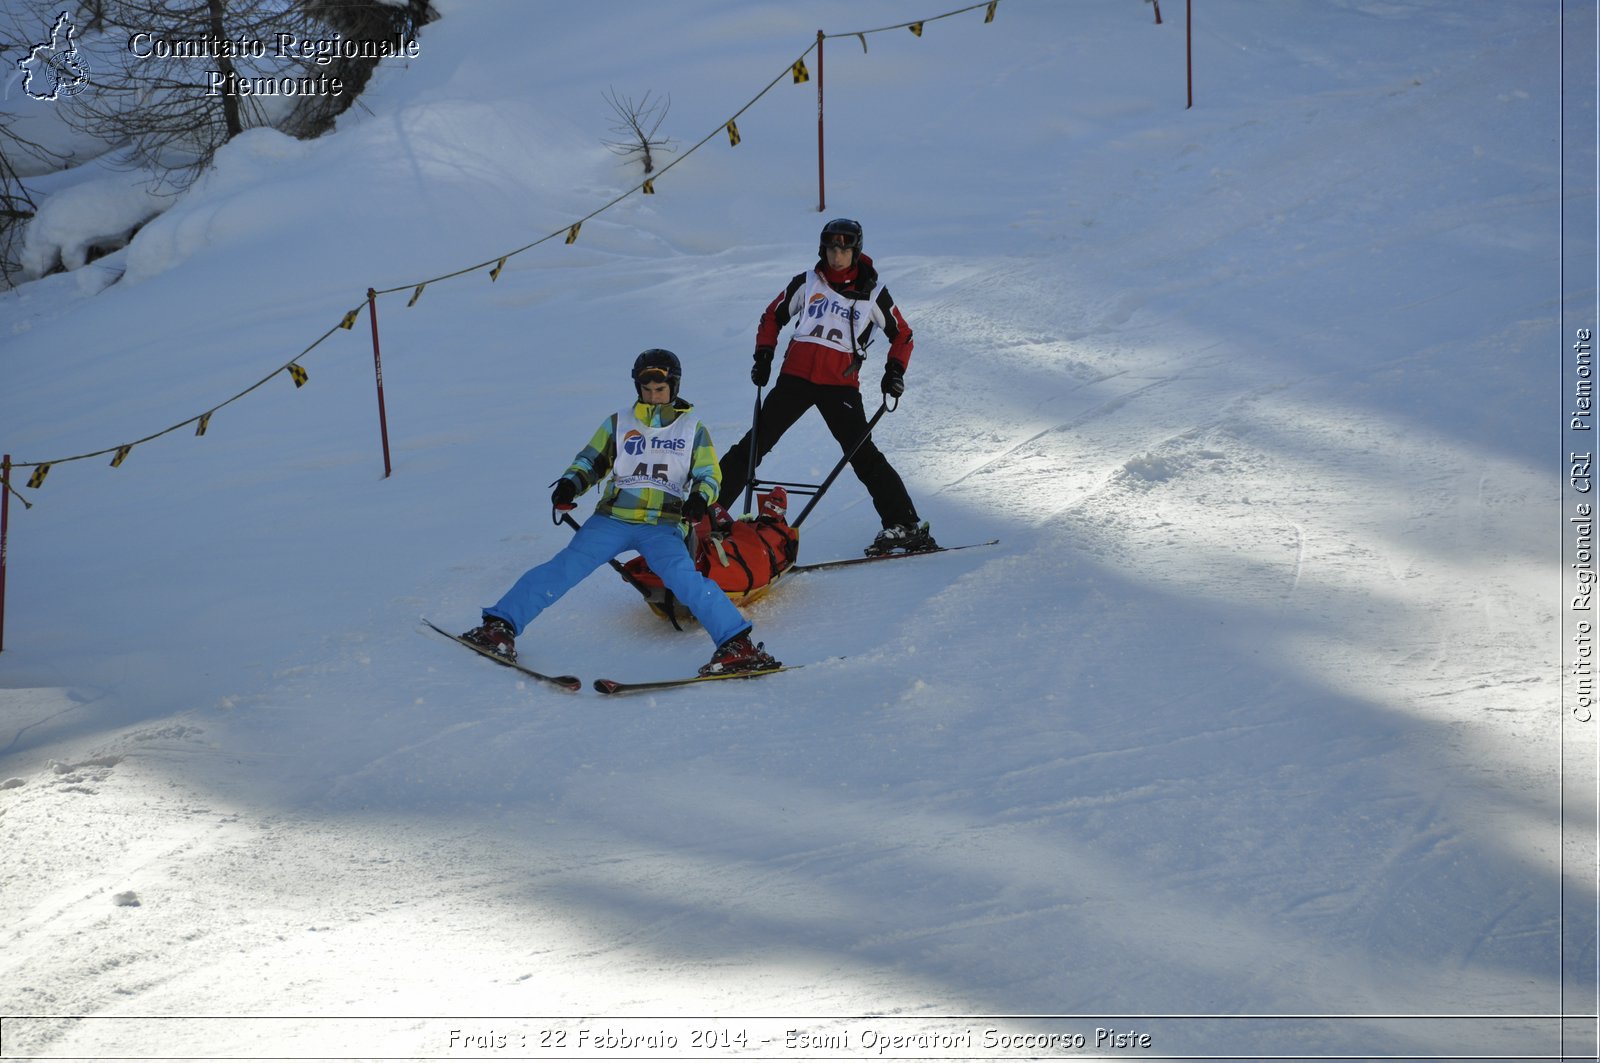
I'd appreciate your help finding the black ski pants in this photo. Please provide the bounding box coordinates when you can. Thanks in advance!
[717,375,919,529]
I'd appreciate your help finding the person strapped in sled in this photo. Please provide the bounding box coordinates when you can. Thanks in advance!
[461,349,780,677]
[717,217,937,557]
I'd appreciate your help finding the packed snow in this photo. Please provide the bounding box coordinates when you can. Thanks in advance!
[0,1,1594,1059]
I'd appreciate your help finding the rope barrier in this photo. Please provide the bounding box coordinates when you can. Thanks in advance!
[823,0,999,44]
[5,311,362,494]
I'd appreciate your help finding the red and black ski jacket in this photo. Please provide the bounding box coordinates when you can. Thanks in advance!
[755,253,914,389]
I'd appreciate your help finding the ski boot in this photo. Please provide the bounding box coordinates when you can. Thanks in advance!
[461,616,517,660]
[865,520,938,557]
[699,632,781,676]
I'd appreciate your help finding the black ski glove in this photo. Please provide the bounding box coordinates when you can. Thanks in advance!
[751,345,776,387]
[550,478,577,510]
[682,492,708,521]
[881,361,906,398]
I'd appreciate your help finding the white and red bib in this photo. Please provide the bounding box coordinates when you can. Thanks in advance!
[609,405,699,499]
[791,270,873,355]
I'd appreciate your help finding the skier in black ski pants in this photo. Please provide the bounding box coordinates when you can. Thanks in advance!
[718,218,936,557]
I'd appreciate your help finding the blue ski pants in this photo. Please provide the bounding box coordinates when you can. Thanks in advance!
[484,514,751,648]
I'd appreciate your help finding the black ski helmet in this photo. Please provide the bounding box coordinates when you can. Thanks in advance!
[819,217,863,259]
[632,347,682,400]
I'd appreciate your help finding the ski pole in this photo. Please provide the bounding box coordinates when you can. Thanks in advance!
[740,385,762,515]
[791,396,895,530]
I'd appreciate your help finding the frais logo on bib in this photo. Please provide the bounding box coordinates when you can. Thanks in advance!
[622,428,686,457]
[805,293,860,323]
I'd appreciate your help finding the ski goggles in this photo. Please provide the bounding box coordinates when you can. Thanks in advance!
[821,232,859,250]
[635,367,672,382]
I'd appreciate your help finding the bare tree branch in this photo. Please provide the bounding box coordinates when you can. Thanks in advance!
[601,86,674,175]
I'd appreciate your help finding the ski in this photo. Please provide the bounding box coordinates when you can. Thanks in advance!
[788,538,999,575]
[421,618,582,692]
[593,663,795,695]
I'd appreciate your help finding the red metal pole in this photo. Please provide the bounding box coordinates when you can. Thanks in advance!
[1,455,10,653]
[816,29,826,212]
[366,288,394,478]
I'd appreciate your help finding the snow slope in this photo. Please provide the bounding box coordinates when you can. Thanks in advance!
[0,1,1593,1059]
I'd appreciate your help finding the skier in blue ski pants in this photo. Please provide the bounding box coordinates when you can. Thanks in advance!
[484,514,746,646]
[461,349,779,677]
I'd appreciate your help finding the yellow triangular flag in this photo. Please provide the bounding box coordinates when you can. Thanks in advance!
[792,58,809,84]
[908,21,923,36]
[288,364,308,388]
[196,412,212,437]
[110,444,132,468]
[565,223,582,245]
[26,464,50,489]
[726,120,741,147]
[408,283,426,306]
